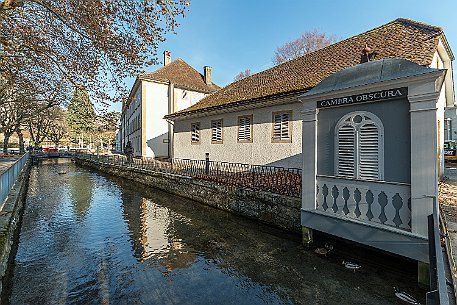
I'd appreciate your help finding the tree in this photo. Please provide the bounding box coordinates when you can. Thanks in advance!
[234,69,252,82]
[0,0,190,105]
[67,86,96,147]
[47,108,68,146]
[272,30,336,65]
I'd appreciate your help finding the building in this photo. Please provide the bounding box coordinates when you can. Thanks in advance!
[120,51,220,158]
[165,19,455,172]
[300,58,446,264]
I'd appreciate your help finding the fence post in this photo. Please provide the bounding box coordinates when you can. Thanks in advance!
[205,153,210,175]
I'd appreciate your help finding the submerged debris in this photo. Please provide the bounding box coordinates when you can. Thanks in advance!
[394,287,420,304]
[342,261,361,272]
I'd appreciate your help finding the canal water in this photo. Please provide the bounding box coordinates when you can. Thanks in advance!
[5,159,424,304]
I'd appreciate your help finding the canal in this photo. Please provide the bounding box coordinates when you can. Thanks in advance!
[5,159,424,304]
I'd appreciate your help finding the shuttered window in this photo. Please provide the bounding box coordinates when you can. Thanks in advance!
[191,122,200,144]
[335,112,383,180]
[272,111,292,143]
[238,115,252,143]
[211,119,223,144]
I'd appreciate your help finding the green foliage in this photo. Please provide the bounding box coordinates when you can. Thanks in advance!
[67,86,96,135]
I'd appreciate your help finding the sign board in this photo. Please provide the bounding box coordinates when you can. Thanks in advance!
[317,87,408,109]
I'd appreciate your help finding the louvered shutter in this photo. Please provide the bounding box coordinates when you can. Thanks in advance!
[238,116,251,142]
[337,124,356,178]
[273,112,290,141]
[211,120,223,143]
[191,123,200,143]
[358,122,379,179]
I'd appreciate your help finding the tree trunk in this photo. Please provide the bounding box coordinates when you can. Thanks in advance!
[2,132,12,154]
[16,128,24,153]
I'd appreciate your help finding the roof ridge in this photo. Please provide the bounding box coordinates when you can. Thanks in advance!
[395,18,443,33]
[271,18,443,70]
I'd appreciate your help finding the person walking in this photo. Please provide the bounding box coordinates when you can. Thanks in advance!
[124,141,134,164]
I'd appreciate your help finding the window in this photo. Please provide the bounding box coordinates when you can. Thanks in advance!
[211,119,223,144]
[272,111,292,143]
[335,111,384,180]
[191,122,200,144]
[238,115,252,143]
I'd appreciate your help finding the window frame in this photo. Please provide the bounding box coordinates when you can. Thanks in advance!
[190,122,201,144]
[334,111,384,180]
[211,119,224,144]
[237,115,253,143]
[271,110,292,143]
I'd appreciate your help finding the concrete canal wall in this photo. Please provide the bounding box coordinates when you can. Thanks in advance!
[76,158,302,233]
[0,160,30,301]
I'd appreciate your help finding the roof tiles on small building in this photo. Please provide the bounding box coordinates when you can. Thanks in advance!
[166,18,449,119]
[141,58,220,93]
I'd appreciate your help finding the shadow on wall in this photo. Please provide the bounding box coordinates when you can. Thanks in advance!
[146,132,169,158]
[264,153,302,169]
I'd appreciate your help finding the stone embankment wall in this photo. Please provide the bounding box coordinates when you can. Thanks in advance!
[76,158,301,233]
[0,160,30,301]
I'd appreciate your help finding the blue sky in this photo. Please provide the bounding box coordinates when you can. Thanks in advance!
[112,0,457,111]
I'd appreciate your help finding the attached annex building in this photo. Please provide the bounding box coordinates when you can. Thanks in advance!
[165,18,455,173]
[120,52,220,158]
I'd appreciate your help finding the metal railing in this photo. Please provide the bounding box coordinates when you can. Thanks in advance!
[77,153,302,198]
[0,152,29,209]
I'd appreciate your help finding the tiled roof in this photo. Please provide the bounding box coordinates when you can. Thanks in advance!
[168,18,448,118]
[141,58,220,93]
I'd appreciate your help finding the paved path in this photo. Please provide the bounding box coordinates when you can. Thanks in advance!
[0,156,21,175]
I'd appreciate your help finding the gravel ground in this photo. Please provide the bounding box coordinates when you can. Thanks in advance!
[441,163,457,221]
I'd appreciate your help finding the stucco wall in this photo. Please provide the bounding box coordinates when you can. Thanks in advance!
[122,86,142,156]
[143,81,169,158]
[173,102,303,168]
[317,97,411,183]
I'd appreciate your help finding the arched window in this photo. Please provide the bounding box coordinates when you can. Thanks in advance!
[335,111,384,180]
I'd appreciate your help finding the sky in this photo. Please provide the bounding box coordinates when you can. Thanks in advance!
[111,0,457,112]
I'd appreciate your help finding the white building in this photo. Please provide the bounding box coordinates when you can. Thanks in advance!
[120,51,220,158]
[165,19,455,174]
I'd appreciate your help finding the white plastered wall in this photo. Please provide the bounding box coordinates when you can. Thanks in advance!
[143,81,169,158]
[173,102,303,168]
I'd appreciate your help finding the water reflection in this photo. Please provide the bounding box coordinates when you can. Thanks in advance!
[6,160,424,305]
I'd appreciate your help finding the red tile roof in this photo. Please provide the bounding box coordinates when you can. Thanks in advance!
[140,58,220,93]
[167,18,450,119]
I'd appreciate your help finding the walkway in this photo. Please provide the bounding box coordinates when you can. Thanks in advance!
[439,162,457,302]
[0,155,20,175]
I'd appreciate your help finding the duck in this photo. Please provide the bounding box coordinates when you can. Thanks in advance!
[394,287,420,304]
[342,260,361,272]
[315,243,334,256]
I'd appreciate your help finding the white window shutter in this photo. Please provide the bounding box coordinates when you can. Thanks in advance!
[337,124,356,178]
[358,122,379,179]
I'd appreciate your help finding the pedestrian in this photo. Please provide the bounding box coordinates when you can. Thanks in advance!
[125,141,134,164]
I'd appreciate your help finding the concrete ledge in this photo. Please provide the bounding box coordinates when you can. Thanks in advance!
[301,208,428,262]
[0,160,31,302]
[76,158,302,233]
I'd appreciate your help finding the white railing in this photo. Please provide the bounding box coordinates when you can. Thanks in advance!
[316,175,411,231]
[0,153,29,209]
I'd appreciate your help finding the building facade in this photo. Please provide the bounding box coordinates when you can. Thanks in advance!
[120,51,219,158]
[165,19,455,172]
[300,58,446,262]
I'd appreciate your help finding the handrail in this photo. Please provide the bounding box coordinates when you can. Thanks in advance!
[76,153,303,198]
[0,152,30,209]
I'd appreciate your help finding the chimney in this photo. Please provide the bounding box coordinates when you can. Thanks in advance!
[164,50,171,66]
[204,66,212,86]
[360,45,376,64]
